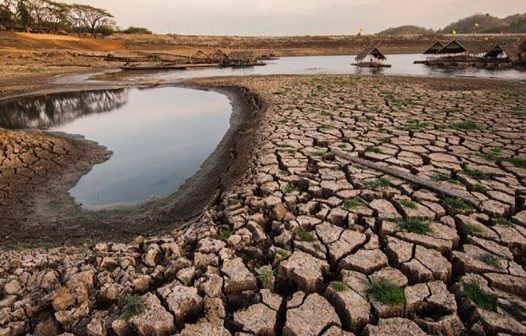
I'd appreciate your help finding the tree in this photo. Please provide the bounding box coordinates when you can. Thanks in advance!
[69,3,114,37]
[17,0,31,31]
[0,1,16,28]
[121,26,152,34]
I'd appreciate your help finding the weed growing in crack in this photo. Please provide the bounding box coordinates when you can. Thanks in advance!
[507,157,526,169]
[365,177,391,190]
[454,121,480,130]
[477,253,502,269]
[399,120,428,132]
[367,279,406,306]
[275,248,291,258]
[464,222,484,236]
[479,147,502,162]
[344,198,366,209]
[472,184,488,193]
[218,229,233,241]
[120,295,145,322]
[399,199,418,209]
[462,281,498,311]
[366,146,382,153]
[442,198,473,213]
[494,218,513,226]
[329,281,349,292]
[256,266,275,290]
[297,230,316,243]
[282,184,299,194]
[463,167,491,180]
[397,219,432,234]
[431,172,459,184]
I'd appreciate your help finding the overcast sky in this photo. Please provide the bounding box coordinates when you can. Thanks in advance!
[64,0,526,35]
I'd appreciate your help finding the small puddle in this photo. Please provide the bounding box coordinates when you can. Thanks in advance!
[0,87,232,209]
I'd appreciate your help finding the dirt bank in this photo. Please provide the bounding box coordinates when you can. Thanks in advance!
[0,81,266,247]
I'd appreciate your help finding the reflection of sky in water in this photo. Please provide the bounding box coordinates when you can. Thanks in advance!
[127,55,526,82]
[49,87,231,209]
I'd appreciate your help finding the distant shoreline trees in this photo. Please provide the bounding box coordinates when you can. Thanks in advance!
[0,0,116,37]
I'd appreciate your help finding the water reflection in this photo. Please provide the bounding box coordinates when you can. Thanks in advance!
[0,89,128,129]
[0,87,232,209]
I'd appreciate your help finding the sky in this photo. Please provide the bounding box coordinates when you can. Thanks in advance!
[63,0,526,35]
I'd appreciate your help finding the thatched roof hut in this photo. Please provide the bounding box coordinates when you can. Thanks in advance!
[210,49,228,62]
[423,41,445,55]
[355,44,387,62]
[228,51,254,62]
[191,50,211,63]
[436,40,496,57]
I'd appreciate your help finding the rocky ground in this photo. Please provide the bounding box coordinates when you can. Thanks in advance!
[1,75,526,336]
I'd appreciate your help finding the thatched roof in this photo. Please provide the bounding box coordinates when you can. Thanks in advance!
[519,39,526,53]
[228,51,254,62]
[436,40,498,56]
[210,49,228,60]
[355,44,386,62]
[191,50,210,60]
[423,41,444,55]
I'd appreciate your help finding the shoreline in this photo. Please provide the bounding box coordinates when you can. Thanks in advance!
[0,78,266,247]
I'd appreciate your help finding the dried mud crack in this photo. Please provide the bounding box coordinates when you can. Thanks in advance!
[1,75,526,336]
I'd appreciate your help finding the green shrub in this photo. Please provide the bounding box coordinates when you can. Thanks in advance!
[367,279,406,306]
[120,295,145,322]
[219,229,233,240]
[462,281,498,311]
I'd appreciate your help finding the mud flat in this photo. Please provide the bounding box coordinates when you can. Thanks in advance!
[1,74,526,335]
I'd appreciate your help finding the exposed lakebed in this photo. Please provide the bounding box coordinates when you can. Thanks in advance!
[0,87,232,209]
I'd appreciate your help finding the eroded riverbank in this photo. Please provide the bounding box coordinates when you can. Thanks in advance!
[1,74,526,335]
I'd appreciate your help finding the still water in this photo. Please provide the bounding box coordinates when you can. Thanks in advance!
[0,87,231,209]
[124,54,526,82]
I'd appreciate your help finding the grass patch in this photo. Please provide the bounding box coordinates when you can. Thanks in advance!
[282,184,299,194]
[397,219,432,235]
[120,295,145,322]
[472,184,488,193]
[455,121,480,130]
[279,170,290,177]
[366,146,382,153]
[329,281,349,292]
[464,222,484,235]
[431,172,459,184]
[367,279,406,306]
[494,218,513,226]
[477,253,502,269]
[218,229,233,241]
[275,248,291,258]
[297,230,316,243]
[399,199,418,209]
[344,198,366,209]
[256,266,275,290]
[479,147,502,162]
[442,198,473,213]
[462,281,498,311]
[507,157,526,169]
[338,143,348,149]
[400,120,428,132]
[463,167,491,180]
[365,177,391,190]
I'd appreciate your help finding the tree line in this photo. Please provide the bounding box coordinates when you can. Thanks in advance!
[0,0,150,37]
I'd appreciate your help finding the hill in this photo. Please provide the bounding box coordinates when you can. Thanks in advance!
[440,13,526,34]
[379,25,434,35]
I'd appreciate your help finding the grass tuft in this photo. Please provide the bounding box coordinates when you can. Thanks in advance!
[479,147,502,162]
[344,198,366,209]
[507,157,526,169]
[494,218,513,226]
[431,172,459,184]
[462,281,498,311]
[455,121,480,130]
[367,279,406,306]
[256,266,275,290]
[218,229,233,241]
[120,295,145,322]
[442,198,473,213]
[397,219,432,234]
[275,248,291,258]
[297,230,316,243]
[463,167,491,180]
[329,281,349,292]
[464,222,484,235]
[399,199,418,209]
[477,253,502,269]
[365,177,391,190]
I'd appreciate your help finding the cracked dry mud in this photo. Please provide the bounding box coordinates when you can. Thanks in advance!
[1,75,526,336]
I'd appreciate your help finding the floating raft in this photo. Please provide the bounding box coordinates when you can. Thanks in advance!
[121,63,221,71]
[352,62,392,68]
